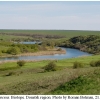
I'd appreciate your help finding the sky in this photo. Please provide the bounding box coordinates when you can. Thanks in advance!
[0,1,100,30]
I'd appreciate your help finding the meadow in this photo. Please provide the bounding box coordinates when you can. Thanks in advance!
[0,55,100,94]
[0,30,100,41]
[0,30,100,94]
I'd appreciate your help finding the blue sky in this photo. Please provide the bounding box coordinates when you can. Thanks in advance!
[0,1,100,30]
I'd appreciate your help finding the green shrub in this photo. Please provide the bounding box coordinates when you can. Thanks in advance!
[95,60,100,66]
[0,51,2,56]
[90,61,96,67]
[51,75,92,94]
[44,61,57,72]
[7,47,21,55]
[5,72,15,76]
[90,60,100,67]
[17,60,26,67]
[2,50,7,53]
[73,61,84,69]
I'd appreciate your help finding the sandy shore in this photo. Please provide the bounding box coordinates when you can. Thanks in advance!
[0,48,66,57]
[17,49,66,56]
[0,49,66,57]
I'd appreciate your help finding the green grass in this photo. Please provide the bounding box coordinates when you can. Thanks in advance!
[0,34,31,41]
[0,30,100,94]
[0,55,100,94]
[0,30,100,38]
[50,68,100,95]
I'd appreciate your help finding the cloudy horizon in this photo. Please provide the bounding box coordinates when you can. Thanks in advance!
[0,1,100,31]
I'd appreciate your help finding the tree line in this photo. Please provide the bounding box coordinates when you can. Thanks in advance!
[59,35,100,54]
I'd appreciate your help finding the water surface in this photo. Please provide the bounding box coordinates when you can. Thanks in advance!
[0,48,91,61]
[14,41,41,44]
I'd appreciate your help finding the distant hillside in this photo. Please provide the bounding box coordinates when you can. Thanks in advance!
[0,30,100,39]
[61,35,100,54]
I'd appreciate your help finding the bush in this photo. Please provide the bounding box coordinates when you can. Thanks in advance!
[51,75,92,94]
[90,60,100,67]
[0,51,2,56]
[5,72,15,76]
[95,60,100,66]
[73,61,84,69]
[90,61,96,67]
[7,47,21,55]
[17,60,26,67]
[44,61,57,72]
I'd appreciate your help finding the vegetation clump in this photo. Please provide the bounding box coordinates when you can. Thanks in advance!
[90,60,100,67]
[51,75,93,94]
[7,47,21,55]
[5,72,15,76]
[60,35,100,54]
[44,61,57,72]
[73,61,84,69]
[90,61,96,67]
[17,60,26,67]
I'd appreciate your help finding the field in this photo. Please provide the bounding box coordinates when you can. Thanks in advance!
[0,30,100,41]
[0,30,100,36]
[0,55,100,94]
[0,30,100,94]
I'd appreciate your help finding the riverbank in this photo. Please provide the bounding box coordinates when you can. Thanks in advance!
[0,48,66,58]
[0,49,66,63]
[0,47,92,63]
[18,49,66,56]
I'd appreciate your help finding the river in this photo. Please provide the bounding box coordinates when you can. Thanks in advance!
[0,47,91,61]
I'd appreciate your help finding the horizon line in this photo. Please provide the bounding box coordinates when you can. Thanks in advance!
[0,29,100,31]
